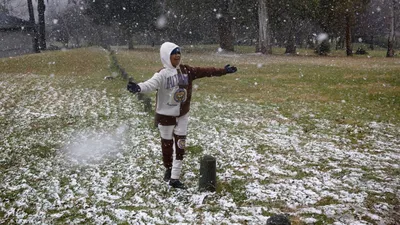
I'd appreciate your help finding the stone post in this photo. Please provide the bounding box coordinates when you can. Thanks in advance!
[199,155,217,192]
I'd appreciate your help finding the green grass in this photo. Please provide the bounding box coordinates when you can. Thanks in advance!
[314,196,340,206]
[122,43,399,57]
[186,145,204,155]
[217,178,247,206]
[300,213,335,224]
[0,47,130,91]
[1,48,108,76]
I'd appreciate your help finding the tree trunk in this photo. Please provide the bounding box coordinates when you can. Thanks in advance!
[335,37,340,50]
[336,36,344,50]
[27,0,39,53]
[37,0,46,50]
[369,35,374,50]
[75,36,81,47]
[128,36,134,50]
[257,0,272,54]
[218,0,234,52]
[306,35,314,49]
[387,0,395,57]
[285,28,296,54]
[98,29,106,49]
[345,15,352,56]
[126,28,134,50]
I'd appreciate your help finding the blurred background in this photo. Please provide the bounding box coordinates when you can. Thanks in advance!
[0,0,399,58]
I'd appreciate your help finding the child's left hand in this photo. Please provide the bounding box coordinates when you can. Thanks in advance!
[225,64,237,73]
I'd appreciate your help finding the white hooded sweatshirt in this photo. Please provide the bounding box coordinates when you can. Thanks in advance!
[138,42,227,118]
[137,42,185,116]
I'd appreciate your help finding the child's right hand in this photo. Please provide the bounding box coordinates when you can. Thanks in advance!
[127,81,141,93]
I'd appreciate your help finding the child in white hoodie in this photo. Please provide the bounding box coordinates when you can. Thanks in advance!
[127,42,237,189]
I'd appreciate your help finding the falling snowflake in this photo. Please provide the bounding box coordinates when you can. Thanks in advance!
[156,15,167,29]
[317,33,328,43]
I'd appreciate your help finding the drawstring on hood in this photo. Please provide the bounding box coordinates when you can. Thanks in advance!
[160,42,180,69]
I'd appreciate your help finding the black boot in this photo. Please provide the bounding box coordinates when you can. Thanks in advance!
[164,168,171,182]
[169,179,186,189]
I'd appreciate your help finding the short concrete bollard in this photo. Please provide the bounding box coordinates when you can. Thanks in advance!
[266,214,291,225]
[199,155,217,192]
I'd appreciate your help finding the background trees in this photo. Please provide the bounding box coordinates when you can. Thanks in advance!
[85,0,161,49]
[266,0,319,54]
[317,0,370,56]
[160,0,219,45]
[2,0,397,55]
[81,0,398,55]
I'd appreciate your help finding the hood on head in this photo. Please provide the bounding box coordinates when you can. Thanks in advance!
[160,42,180,69]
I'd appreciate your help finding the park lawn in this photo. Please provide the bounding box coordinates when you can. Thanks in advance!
[0,47,109,77]
[0,46,399,224]
[114,46,400,125]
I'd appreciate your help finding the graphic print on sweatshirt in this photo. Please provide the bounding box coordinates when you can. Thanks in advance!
[167,70,189,106]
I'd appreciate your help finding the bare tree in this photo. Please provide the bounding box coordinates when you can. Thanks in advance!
[27,0,39,52]
[387,0,397,57]
[218,0,234,52]
[257,0,272,54]
[37,0,46,50]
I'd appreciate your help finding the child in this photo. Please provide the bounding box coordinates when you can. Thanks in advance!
[127,42,237,189]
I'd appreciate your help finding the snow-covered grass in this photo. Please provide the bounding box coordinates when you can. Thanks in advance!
[1,48,399,224]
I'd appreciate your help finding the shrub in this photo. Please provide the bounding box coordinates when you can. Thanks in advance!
[315,40,331,56]
[355,47,368,55]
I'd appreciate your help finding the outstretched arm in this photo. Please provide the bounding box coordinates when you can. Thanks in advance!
[127,73,162,93]
[184,64,237,80]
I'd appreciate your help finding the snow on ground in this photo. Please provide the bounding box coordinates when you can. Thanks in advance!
[0,73,399,224]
